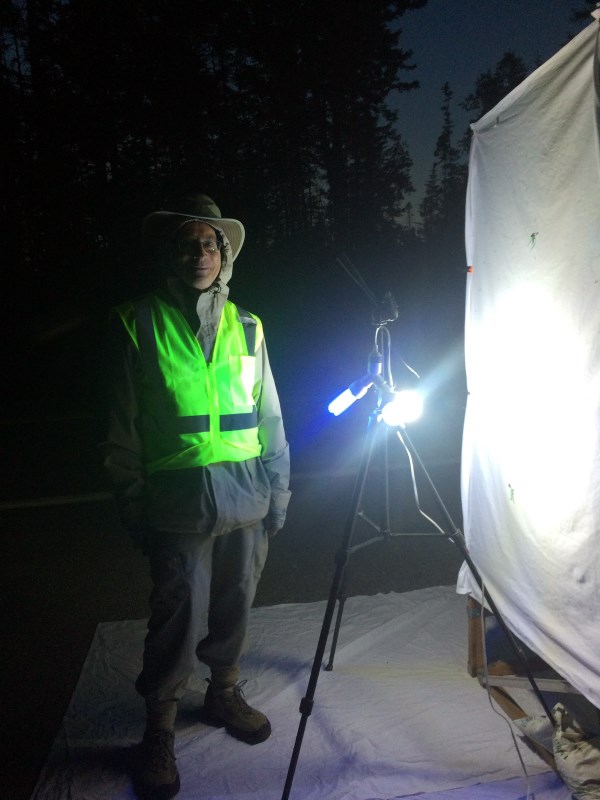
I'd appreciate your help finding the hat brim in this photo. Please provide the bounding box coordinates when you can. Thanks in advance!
[142,211,245,261]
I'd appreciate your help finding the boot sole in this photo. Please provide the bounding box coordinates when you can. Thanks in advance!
[131,742,181,799]
[133,773,181,800]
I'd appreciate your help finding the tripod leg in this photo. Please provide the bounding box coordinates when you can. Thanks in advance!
[282,412,380,800]
[325,550,350,671]
[326,411,382,671]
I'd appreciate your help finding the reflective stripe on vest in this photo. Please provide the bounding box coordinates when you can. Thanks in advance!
[117,295,263,472]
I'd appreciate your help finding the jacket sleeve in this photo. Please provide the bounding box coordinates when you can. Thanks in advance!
[101,313,147,533]
[254,334,291,530]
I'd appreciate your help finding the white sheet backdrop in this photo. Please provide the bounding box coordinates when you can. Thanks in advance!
[458,18,600,707]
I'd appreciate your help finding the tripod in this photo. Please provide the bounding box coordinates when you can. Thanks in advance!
[281,381,553,800]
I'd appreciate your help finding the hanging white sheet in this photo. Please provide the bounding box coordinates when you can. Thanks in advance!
[458,19,600,708]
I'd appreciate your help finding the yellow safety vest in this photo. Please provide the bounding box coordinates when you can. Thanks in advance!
[117,294,263,473]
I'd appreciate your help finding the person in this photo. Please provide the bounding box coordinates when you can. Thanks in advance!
[103,192,291,799]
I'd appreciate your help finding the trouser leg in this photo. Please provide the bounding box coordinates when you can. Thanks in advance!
[136,533,214,706]
[136,521,268,709]
[145,697,178,731]
[196,522,269,687]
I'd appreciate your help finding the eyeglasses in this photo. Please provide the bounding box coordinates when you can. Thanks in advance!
[176,237,222,256]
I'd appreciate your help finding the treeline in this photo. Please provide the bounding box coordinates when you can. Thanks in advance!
[1,0,591,417]
[2,1,428,297]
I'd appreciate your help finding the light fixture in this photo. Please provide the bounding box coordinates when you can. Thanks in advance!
[380,390,423,427]
[328,374,374,416]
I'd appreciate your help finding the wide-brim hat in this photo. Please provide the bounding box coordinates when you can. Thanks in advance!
[142,193,245,261]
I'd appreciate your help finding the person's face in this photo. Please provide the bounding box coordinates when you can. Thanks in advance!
[171,221,222,291]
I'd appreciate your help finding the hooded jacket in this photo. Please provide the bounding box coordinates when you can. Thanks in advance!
[103,245,291,537]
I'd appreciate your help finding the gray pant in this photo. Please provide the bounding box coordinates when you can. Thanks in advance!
[135,522,269,702]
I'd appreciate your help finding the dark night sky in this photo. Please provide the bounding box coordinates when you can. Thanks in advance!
[393,0,594,202]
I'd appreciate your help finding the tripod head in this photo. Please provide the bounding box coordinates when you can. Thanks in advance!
[336,252,398,327]
[373,290,399,327]
[329,252,420,421]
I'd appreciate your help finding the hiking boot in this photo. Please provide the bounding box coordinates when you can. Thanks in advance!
[134,728,180,799]
[202,679,271,744]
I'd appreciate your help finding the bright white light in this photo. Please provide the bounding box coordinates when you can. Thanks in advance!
[328,376,373,416]
[328,388,357,416]
[380,390,423,426]
[467,283,598,533]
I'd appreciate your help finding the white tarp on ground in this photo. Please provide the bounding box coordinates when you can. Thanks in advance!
[458,19,600,708]
[31,586,570,800]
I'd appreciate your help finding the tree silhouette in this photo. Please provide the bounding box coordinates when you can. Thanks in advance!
[0,0,428,415]
[1,0,427,290]
[419,82,466,244]
[570,0,598,21]
[459,51,528,151]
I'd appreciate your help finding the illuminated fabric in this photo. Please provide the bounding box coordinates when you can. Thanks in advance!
[117,297,263,472]
[459,20,600,707]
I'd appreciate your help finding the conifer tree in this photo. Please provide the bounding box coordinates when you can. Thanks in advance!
[419,83,467,244]
[1,0,427,284]
[459,51,528,149]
